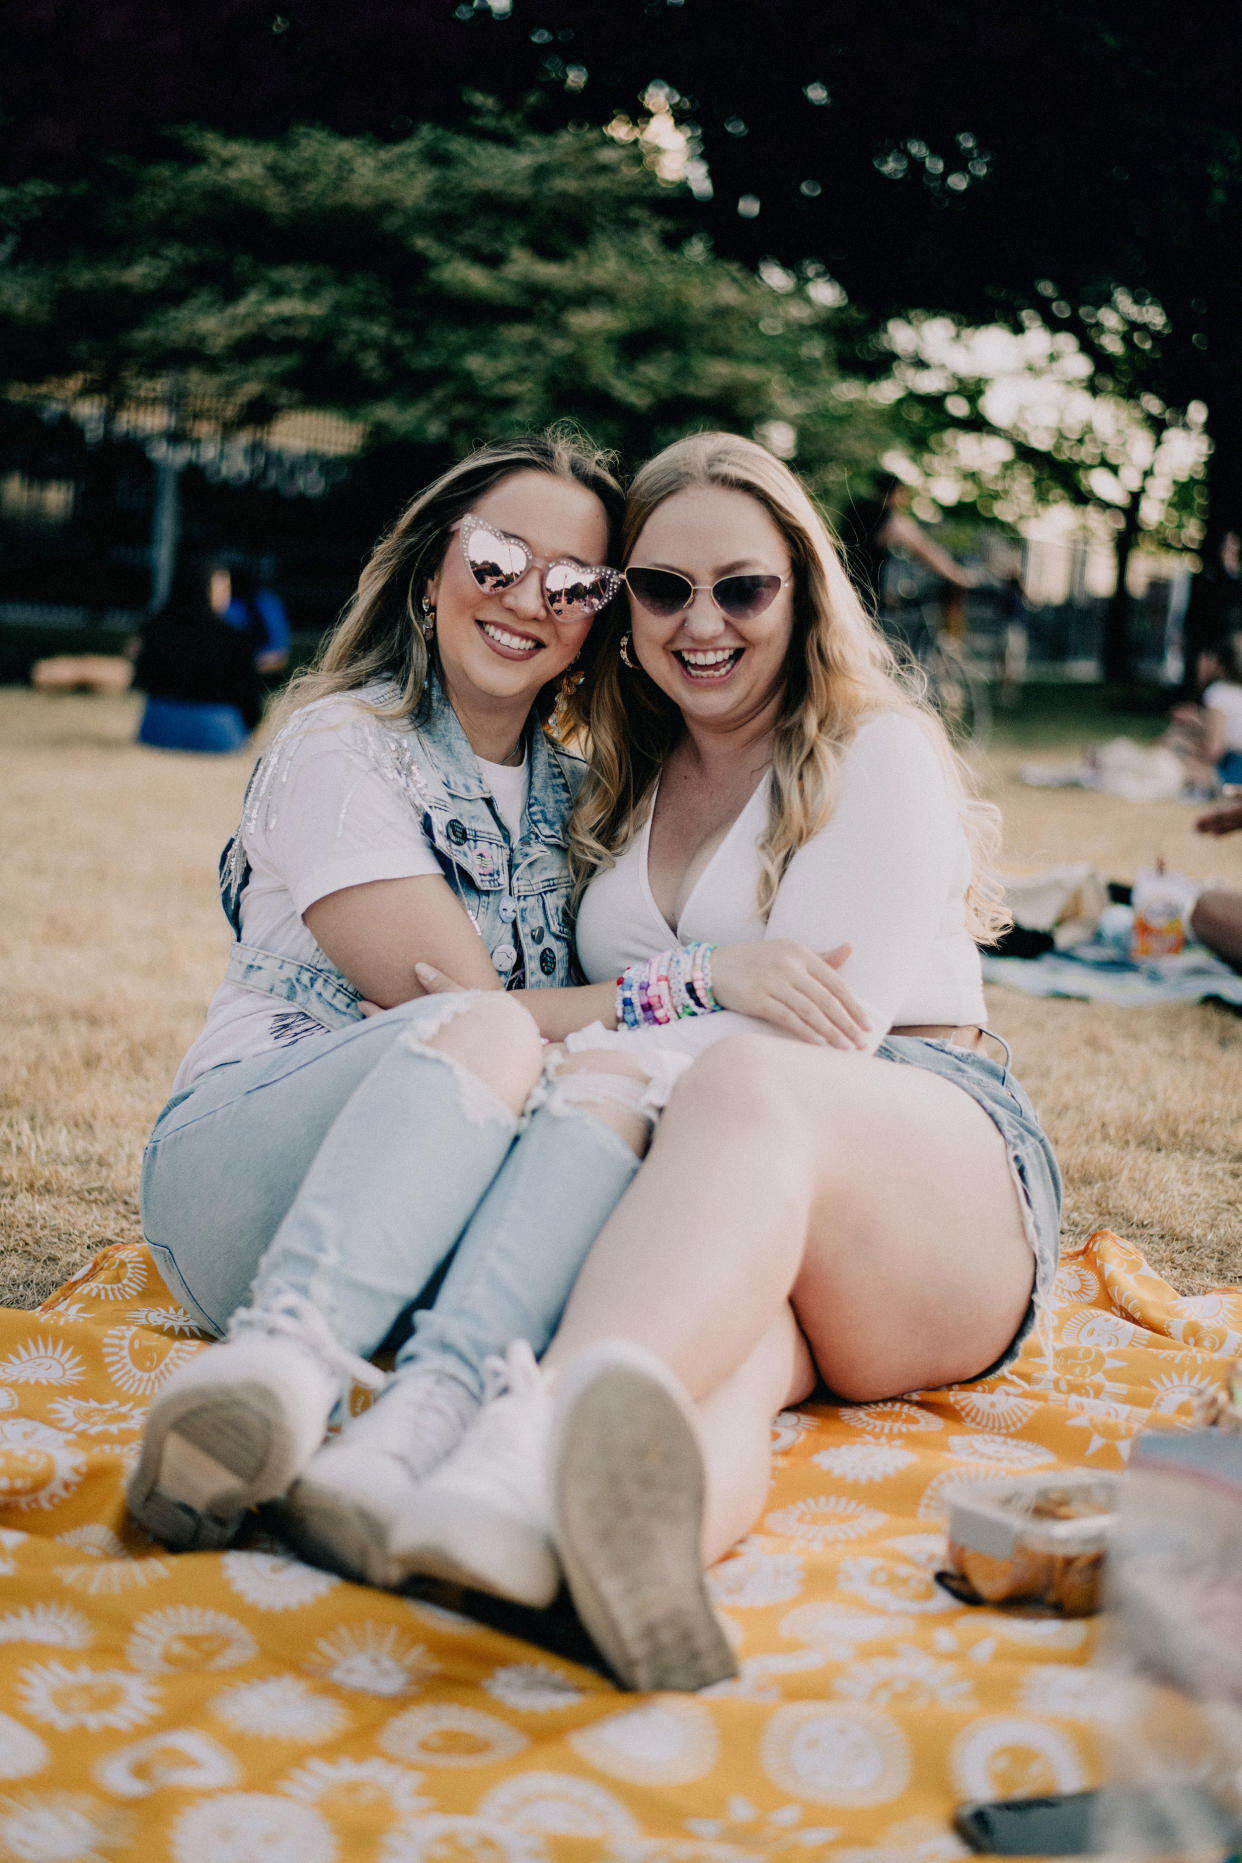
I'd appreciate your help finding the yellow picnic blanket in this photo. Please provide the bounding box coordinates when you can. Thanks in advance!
[0,1234,1238,1861]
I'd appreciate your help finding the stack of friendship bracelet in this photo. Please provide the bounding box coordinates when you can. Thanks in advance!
[616,942,719,1029]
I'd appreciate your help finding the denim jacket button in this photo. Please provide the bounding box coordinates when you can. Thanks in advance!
[494,943,517,971]
[498,896,517,922]
[447,818,468,844]
[539,947,557,976]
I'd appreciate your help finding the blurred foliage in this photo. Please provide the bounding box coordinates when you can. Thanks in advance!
[0,112,888,494]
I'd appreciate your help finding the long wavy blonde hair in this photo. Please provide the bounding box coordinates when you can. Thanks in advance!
[269,429,624,732]
[567,431,1008,943]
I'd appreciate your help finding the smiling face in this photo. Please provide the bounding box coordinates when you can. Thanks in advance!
[625,484,796,737]
[425,468,610,740]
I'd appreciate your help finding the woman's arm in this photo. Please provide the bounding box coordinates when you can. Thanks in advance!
[305,877,506,1008]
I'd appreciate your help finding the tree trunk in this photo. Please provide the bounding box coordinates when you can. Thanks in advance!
[1102,499,1141,684]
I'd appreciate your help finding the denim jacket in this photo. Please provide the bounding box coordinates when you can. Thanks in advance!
[217,677,584,1030]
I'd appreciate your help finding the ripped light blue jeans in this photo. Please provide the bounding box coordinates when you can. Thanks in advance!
[140,995,643,1396]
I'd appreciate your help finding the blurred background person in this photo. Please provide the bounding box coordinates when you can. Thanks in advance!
[133,555,264,753]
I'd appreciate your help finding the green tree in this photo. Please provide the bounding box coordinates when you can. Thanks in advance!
[0,113,885,495]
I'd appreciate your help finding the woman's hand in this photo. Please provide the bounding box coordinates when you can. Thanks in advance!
[710,941,871,1049]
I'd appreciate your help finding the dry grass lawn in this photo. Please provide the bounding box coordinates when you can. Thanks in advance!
[3,685,1240,1309]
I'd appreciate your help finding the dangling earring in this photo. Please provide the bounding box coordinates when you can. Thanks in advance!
[419,595,436,641]
[619,633,636,669]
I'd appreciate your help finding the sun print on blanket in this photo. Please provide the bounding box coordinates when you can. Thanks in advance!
[100,1324,198,1397]
[835,1554,956,1614]
[0,1602,92,1649]
[380,1814,546,1863]
[15,1659,161,1733]
[0,1337,87,1386]
[843,1401,945,1434]
[482,1662,587,1713]
[811,1442,917,1482]
[832,1644,977,1710]
[763,1496,890,1546]
[169,1792,338,1863]
[95,1729,241,1799]
[0,1790,135,1862]
[221,1549,342,1611]
[302,1622,439,1698]
[75,1245,150,1301]
[477,1773,644,1846]
[950,1715,1087,1801]
[708,1546,806,1608]
[779,1601,901,1658]
[53,1525,170,1596]
[211,1676,351,1743]
[947,1384,1041,1433]
[378,1703,529,1768]
[44,1396,143,1436]
[568,1699,720,1787]
[126,1605,259,1673]
[278,1756,433,1820]
[762,1703,913,1808]
[0,1418,87,1511]
[0,1713,50,1782]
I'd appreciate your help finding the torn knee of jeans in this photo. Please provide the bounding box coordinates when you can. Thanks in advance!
[395,1026,520,1129]
[537,1049,693,1126]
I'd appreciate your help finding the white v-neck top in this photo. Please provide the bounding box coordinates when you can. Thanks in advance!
[571,709,986,1060]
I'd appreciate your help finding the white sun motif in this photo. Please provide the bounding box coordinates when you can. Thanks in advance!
[0,1337,87,1387]
[963,1611,1087,1650]
[945,1435,1056,1470]
[1053,1262,1101,1304]
[16,1659,161,1733]
[1018,1664,1130,1724]
[568,1700,719,1787]
[1148,1371,1228,1422]
[221,1550,341,1612]
[79,1247,150,1301]
[126,1304,210,1337]
[842,1401,944,1434]
[764,1495,889,1547]
[95,1729,239,1801]
[170,1792,338,1863]
[401,1598,477,1637]
[770,1409,820,1454]
[0,1713,49,1782]
[811,1443,916,1483]
[779,1602,899,1658]
[100,1324,200,1397]
[948,1384,1041,1433]
[0,1389,16,1413]
[950,1715,1087,1800]
[1169,1293,1242,1350]
[684,1793,843,1853]
[917,1466,1050,1525]
[279,1756,431,1820]
[0,1603,92,1649]
[379,1704,529,1769]
[303,1623,438,1697]
[44,1396,143,1437]
[126,1605,259,1674]
[698,1648,827,1702]
[1059,1311,1141,1350]
[211,1677,349,1743]
[53,1524,169,1596]
[0,1789,134,1860]
[708,1548,805,1608]
[833,1644,976,1709]
[478,1773,641,1845]
[880,1533,951,1569]
[762,1703,912,1808]
[481,1663,586,1714]
[836,1554,956,1615]
[380,1814,546,1863]
[0,1418,87,1512]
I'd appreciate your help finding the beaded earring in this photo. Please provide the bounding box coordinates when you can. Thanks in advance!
[618,632,636,669]
[419,595,436,641]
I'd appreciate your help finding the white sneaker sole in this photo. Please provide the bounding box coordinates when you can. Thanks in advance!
[551,1344,738,1693]
[391,1488,559,1608]
[127,1382,298,1551]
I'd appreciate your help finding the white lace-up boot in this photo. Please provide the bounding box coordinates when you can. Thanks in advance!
[127,1291,386,1552]
[551,1339,738,1693]
[280,1366,480,1588]
[390,1341,559,1607]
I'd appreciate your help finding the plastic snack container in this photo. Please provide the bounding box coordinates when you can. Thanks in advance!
[944,1472,1124,1614]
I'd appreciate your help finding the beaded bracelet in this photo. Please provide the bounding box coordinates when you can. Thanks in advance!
[615,942,719,1029]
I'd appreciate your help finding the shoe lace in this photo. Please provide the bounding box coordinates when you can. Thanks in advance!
[228,1288,388,1394]
[480,1339,541,1404]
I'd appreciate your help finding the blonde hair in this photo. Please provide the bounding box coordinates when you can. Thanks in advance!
[269,429,624,733]
[567,431,1008,943]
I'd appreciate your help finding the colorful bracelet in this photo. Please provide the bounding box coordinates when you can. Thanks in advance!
[615,943,719,1029]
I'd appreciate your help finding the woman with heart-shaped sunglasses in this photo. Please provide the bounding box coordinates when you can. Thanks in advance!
[129,431,875,1586]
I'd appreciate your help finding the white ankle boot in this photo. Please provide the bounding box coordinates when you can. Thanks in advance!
[281,1366,480,1587]
[551,1340,738,1693]
[390,1341,559,1608]
[127,1292,384,1552]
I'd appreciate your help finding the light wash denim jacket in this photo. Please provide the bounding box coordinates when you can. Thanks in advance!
[217,676,585,1030]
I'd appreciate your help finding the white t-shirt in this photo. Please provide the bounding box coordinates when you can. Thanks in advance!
[172,695,529,1091]
[1203,680,1242,753]
[570,710,986,1062]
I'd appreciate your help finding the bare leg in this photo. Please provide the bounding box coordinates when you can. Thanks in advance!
[1192,889,1242,968]
[697,1305,815,1564]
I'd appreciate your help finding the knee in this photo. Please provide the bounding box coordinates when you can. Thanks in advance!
[426,993,543,1114]
[545,1049,664,1158]
[670,1034,804,1137]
